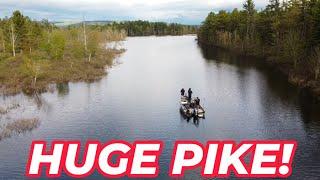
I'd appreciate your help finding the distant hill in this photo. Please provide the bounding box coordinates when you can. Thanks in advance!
[53,20,113,27]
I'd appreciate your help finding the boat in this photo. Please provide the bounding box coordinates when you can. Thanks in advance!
[180,96,205,118]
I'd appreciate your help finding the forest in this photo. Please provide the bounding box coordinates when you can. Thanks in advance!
[0,11,126,95]
[92,21,198,36]
[198,0,320,97]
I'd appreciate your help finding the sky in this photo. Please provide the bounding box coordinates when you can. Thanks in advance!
[0,0,269,25]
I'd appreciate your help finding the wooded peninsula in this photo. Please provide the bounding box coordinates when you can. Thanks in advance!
[0,11,196,95]
[198,0,320,99]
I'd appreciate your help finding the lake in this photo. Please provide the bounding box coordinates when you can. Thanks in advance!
[0,35,320,179]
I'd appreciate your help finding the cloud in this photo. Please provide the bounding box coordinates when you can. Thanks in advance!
[0,0,269,24]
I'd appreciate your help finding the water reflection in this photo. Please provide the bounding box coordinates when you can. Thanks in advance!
[0,94,42,141]
[56,83,70,97]
[199,42,320,179]
[0,36,319,179]
[180,113,201,127]
[199,43,320,125]
[299,91,320,124]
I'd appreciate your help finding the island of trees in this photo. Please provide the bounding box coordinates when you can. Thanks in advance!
[198,0,320,98]
[0,11,126,95]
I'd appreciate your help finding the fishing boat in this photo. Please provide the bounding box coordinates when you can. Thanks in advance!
[180,96,205,118]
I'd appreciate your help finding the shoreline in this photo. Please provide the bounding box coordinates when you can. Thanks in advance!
[0,48,125,96]
[197,39,320,102]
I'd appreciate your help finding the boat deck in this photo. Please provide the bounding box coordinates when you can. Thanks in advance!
[180,96,205,118]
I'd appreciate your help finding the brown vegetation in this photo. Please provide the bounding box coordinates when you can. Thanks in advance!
[0,48,124,95]
[0,11,126,95]
[0,118,40,141]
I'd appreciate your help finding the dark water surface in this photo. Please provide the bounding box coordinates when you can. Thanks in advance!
[0,36,320,179]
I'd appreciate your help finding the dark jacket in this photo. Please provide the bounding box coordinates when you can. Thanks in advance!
[188,89,192,97]
[180,89,185,96]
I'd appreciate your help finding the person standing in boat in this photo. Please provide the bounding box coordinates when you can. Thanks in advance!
[188,88,193,101]
[195,97,200,106]
[180,88,185,96]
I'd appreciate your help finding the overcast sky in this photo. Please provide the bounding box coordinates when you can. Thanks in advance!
[0,0,269,25]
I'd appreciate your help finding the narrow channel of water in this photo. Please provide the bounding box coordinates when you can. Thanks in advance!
[0,35,319,179]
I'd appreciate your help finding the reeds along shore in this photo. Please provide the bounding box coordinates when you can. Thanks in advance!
[0,11,126,95]
[0,118,40,141]
[198,0,320,100]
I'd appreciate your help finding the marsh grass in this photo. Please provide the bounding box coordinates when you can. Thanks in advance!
[0,118,40,141]
[0,25,126,95]
[0,48,124,95]
[0,103,20,114]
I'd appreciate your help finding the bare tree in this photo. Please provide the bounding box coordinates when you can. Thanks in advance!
[10,22,16,57]
[82,15,90,62]
[88,52,91,62]
[33,65,40,88]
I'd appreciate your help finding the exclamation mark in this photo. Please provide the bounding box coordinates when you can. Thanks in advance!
[278,143,295,176]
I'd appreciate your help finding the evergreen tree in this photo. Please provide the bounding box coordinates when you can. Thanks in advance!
[198,0,320,78]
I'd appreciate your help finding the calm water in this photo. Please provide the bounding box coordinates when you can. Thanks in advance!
[0,36,320,179]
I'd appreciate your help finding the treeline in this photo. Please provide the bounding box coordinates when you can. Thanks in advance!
[198,0,320,82]
[0,11,126,94]
[0,11,51,58]
[92,20,198,36]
